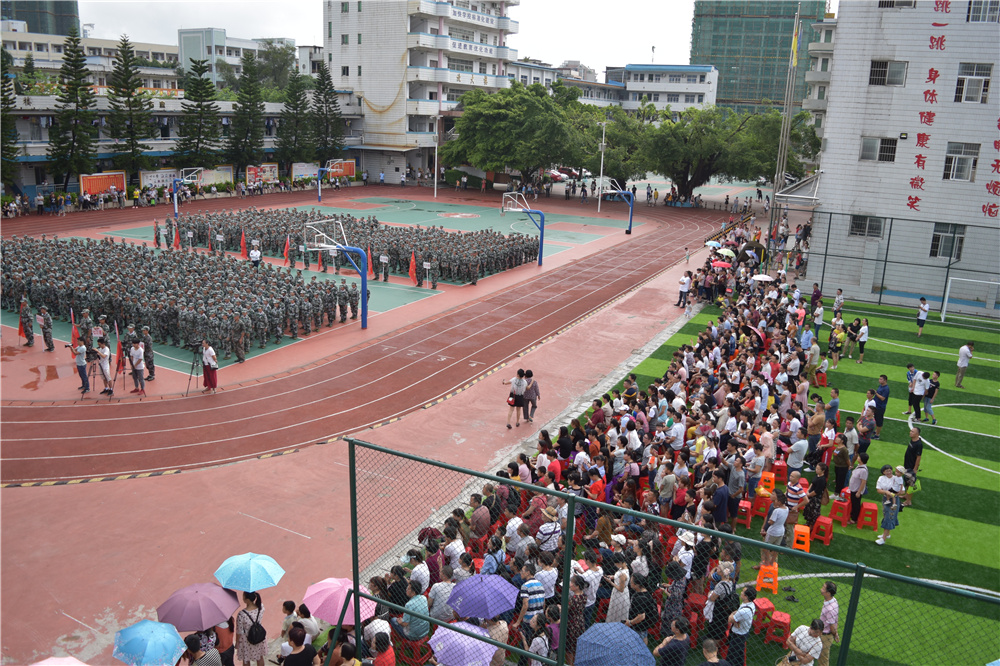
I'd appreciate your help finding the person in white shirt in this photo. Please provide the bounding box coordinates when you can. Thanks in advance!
[676,271,693,308]
[96,337,114,395]
[916,297,930,337]
[249,247,261,268]
[955,342,974,388]
[427,566,457,622]
[780,620,824,665]
[856,319,869,365]
[129,340,146,395]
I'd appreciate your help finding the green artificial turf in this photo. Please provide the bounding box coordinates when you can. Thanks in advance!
[578,300,1000,665]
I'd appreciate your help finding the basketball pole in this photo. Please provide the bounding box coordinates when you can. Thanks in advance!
[317,167,329,203]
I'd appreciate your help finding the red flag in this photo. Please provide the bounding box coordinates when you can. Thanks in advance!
[283,235,290,266]
[69,307,80,360]
[409,250,418,285]
[114,321,125,375]
[16,301,24,340]
[367,245,374,277]
[208,226,213,252]
[173,226,181,250]
[240,228,248,259]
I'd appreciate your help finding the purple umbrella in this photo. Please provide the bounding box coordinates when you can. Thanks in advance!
[428,621,497,666]
[156,583,239,632]
[446,574,518,620]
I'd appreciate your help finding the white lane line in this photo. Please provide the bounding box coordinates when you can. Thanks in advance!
[238,512,311,539]
[907,412,1000,475]
[841,306,998,332]
[875,413,1000,440]
[869,337,1000,363]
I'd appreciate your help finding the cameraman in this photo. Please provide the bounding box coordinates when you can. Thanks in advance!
[71,340,90,394]
[96,337,113,396]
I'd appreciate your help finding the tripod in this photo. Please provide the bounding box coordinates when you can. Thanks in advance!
[184,348,202,396]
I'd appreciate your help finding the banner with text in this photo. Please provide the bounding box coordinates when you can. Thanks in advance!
[246,163,279,184]
[198,166,234,186]
[139,169,179,190]
[292,162,319,180]
[80,171,126,195]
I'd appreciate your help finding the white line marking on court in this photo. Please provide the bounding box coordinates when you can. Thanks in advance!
[238,512,311,539]
[60,611,99,632]
[907,412,1000,475]
[842,306,999,332]
[869,337,1000,363]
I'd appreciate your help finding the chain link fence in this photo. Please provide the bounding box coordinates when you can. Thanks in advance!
[341,438,999,666]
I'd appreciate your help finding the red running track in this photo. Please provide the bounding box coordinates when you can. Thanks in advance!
[2,201,720,484]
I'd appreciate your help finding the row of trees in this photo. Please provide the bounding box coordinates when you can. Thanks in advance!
[0,29,345,190]
[440,80,820,200]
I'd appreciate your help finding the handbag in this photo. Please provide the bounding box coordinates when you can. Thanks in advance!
[507,391,515,406]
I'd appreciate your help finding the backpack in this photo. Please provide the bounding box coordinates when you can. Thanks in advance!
[707,580,739,639]
[242,609,266,645]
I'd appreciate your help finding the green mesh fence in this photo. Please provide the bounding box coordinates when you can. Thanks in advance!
[343,438,999,666]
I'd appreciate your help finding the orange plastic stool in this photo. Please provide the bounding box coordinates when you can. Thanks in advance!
[751,494,772,520]
[759,471,776,494]
[858,502,880,531]
[792,524,811,553]
[812,516,834,546]
[736,499,753,528]
[755,563,779,594]
[752,597,775,634]
[828,498,850,527]
[765,611,792,645]
[772,460,788,485]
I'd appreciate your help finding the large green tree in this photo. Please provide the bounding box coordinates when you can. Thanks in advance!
[1,48,20,186]
[16,51,37,94]
[47,27,97,191]
[275,68,313,171]
[440,81,572,183]
[225,51,265,178]
[255,40,296,91]
[573,104,651,190]
[311,62,344,166]
[107,35,157,177]
[643,106,818,201]
[174,58,222,169]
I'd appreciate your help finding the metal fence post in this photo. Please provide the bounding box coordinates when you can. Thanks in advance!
[819,211,833,292]
[556,496,577,666]
[836,562,867,666]
[879,219,893,306]
[348,440,362,636]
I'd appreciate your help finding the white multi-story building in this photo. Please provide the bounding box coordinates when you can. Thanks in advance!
[322,0,520,181]
[805,1,999,314]
[297,44,324,77]
[177,28,295,88]
[505,58,557,89]
[2,20,181,92]
[605,64,718,118]
[559,77,626,108]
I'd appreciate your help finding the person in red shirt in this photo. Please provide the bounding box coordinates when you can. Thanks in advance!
[587,468,605,501]
[372,632,394,666]
[588,399,606,430]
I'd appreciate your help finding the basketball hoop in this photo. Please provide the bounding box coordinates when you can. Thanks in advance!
[179,167,203,185]
[500,192,530,217]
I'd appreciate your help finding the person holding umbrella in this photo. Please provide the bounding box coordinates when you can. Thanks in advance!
[236,591,266,666]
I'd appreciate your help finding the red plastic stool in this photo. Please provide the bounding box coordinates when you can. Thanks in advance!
[718,629,730,659]
[751,494,772,520]
[688,611,701,648]
[764,611,792,646]
[858,501,880,531]
[752,597,775,634]
[812,516,834,546]
[736,499,753,528]
[828,498,850,527]
[684,592,708,617]
[772,459,788,485]
[595,598,609,623]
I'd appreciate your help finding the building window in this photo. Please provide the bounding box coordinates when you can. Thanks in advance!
[652,74,661,82]
[667,93,679,103]
[341,65,349,76]
[929,224,966,260]
[328,53,332,62]
[483,63,490,75]
[813,113,823,128]
[943,142,980,181]
[652,93,659,101]
[817,85,826,100]
[328,22,332,39]
[544,77,550,86]
[450,26,474,41]
[697,93,704,103]
[341,1,349,12]
[954,63,992,102]
[522,75,529,84]
[357,65,362,75]
[450,57,473,72]
[849,216,884,238]
[878,0,914,6]
[684,93,696,103]
[967,0,999,21]
[687,75,698,83]
[358,0,362,10]
[358,33,362,44]
[869,60,907,86]
[820,57,829,72]
[860,137,898,162]
[668,74,681,83]
[341,34,349,45]
[823,29,833,43]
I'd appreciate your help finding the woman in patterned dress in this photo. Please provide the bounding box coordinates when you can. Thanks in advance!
[566,575,588,665]
[236,591,266,666]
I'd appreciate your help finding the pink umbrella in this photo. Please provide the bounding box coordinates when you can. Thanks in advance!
[157,583,239,632]
[31,658,90,666]
[302,578,378,625]
[711,261,731,268]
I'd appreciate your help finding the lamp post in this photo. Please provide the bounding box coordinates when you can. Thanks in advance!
[434,115,441,199]
[596,121,608,213]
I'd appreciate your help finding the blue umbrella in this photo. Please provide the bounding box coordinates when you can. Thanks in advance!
[575,622,654,666]
[446,574,518,619]
[429,621,496,666]
[705,240,722,248]
[113,620,185,666]
[214,552,285,591]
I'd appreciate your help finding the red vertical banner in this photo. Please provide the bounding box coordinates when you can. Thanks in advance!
[240,229,248,259]
[409,251,418,285]
[367,245,374,277]
[283,235,290,266]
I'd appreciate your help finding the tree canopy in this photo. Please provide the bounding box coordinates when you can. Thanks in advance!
[106,35,157,177]
[311,62,344,166]
[225,51,265,177]
[47,27,98,191]
[275,68,314,170]
[174,58,222,170]
[440,81,572,183]
[1,48,20,186]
